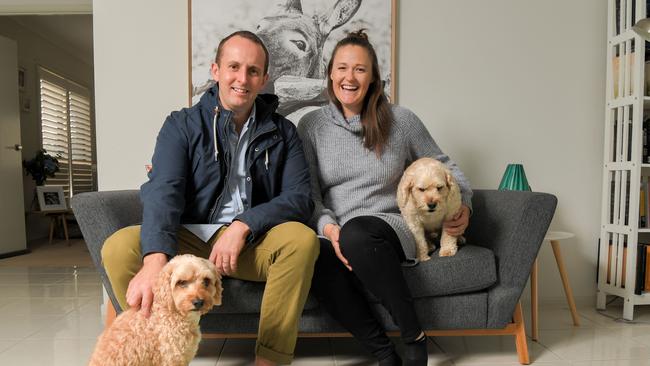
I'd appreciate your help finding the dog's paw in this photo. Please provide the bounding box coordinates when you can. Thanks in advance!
[439,246,458,257]
[418,254,432,262]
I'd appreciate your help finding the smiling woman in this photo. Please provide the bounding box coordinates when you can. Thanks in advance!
[297,29,474,366]
[329,44,372,118]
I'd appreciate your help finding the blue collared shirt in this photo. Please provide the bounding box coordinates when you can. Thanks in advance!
[183,104,255,242]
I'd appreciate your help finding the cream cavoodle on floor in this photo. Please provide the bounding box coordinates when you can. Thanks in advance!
[397,158,462,261]
[88,254,222,366]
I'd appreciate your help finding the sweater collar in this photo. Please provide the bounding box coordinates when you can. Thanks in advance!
[324,101,363,134]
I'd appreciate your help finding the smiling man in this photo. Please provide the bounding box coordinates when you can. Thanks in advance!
[100,31,318,366]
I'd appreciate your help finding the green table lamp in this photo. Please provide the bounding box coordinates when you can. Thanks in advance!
[498,163,531,191]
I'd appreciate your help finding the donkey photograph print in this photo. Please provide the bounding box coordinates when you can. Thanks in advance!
[190,0,394,121]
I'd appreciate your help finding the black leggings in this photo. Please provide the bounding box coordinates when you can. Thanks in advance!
[311,216,423,360]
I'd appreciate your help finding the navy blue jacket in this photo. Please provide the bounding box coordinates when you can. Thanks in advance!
[140,85,314,257]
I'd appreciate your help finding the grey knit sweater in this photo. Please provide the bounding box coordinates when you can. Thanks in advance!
[297,102,473,263]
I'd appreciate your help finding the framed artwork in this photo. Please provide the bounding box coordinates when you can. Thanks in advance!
[189,0,397,122]
[36,186,67,211]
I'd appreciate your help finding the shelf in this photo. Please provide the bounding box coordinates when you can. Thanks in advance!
[639,228,650,233]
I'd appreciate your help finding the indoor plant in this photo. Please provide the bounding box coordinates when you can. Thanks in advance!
[23,149,60,186]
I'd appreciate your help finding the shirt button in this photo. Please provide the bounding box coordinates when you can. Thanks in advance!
[255,147,259,152]
[246,177,251,182]
[273,135,278,139]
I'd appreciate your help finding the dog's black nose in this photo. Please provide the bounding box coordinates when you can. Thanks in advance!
[427,203,437,211]
[192,299,204,309]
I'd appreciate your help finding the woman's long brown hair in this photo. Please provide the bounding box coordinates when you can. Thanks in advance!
[326,29,393,155]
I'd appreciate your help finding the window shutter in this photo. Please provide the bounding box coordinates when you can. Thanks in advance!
[39,78,71,196]
[69,92,93,195]
[38,67,95,198]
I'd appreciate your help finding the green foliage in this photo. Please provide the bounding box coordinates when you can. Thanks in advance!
[22,149,60,186]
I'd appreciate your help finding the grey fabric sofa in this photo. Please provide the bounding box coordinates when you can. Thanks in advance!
[72,189,556,364]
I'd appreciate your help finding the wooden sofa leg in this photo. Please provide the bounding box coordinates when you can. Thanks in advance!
[105,300,117,328]
[513,301,530,364]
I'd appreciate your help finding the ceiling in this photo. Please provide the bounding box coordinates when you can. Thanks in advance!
[9,14,93,65]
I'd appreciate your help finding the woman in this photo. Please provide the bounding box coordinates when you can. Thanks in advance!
[297,30,472,365]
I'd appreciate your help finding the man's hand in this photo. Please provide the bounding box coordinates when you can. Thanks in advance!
[324,223,351,271]
[209,221,250,276]
[126,252,167,318]
[443,204,470,237]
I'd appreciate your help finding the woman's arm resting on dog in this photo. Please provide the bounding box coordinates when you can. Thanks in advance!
[126,252,167,318]
[443,205,470,237]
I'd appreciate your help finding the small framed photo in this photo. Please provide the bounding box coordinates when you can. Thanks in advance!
[36,186,67,211]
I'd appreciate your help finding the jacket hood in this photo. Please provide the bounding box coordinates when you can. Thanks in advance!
[198,84,280,121]
[323,101,363,134]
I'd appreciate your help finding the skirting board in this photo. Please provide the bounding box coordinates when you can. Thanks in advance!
[0,249,31,260]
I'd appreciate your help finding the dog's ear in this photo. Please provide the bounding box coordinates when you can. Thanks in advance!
[397,172,414,208]
[212,271,223,306]
[153,258,176,311]
[445,170,455,189]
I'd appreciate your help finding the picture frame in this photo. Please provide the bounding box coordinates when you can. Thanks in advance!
[188,0,397,122]
[36,186,67,211]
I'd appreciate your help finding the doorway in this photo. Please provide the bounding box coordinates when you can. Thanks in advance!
[0,14,95,252]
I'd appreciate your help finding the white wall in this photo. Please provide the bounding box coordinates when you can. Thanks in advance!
[93,0,187,190]
[93,0,607,302]
[0,16,94,240]
[399,1,606,303]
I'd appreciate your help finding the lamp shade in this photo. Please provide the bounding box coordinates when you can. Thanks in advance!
[498,164,531,191]
[632,18,650,42]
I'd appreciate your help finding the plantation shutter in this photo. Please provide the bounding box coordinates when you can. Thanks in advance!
[69,92,93,194]
[39,67,95,198]
[39,78,71,196]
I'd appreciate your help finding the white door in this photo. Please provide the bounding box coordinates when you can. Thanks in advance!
[0,35,27,256]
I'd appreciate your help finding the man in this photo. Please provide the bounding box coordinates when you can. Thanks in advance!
[101,31,319,366]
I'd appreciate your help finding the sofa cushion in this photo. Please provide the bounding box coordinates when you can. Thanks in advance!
[213,277,320,314]
[200,291,490,333]
[212,244,495,314]
[403,244,496,298]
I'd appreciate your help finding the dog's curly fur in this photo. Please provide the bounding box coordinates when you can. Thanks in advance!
[397,158,462,261]
[88,254,222,366]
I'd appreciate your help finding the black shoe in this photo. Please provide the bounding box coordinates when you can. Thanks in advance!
[403,336,428,366]
[378,351,402,366]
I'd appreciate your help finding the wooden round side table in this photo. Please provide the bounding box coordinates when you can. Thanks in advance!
[530,231,580,341]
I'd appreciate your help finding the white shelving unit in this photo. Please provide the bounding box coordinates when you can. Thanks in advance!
[597,0,650,320]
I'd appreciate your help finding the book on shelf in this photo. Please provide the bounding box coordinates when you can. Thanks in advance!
[641,117,650,164]
[640,179,646,228]
[639,177,650,228]
[646,178,650,228]
[645,245,650,293]
[635,242,648,295]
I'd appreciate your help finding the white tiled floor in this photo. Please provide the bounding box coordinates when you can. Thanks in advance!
[1,265,650,365]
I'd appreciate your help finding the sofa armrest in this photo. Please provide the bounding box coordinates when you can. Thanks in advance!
[71,190,142,312]
[465,189,557,328]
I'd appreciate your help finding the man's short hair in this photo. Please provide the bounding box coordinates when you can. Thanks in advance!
[214,30,270,75]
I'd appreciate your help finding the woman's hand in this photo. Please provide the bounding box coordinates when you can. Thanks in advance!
[443,204,470,237]
[324,223,352,271]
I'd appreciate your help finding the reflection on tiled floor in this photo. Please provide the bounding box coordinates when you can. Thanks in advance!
[1,264,650,365]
